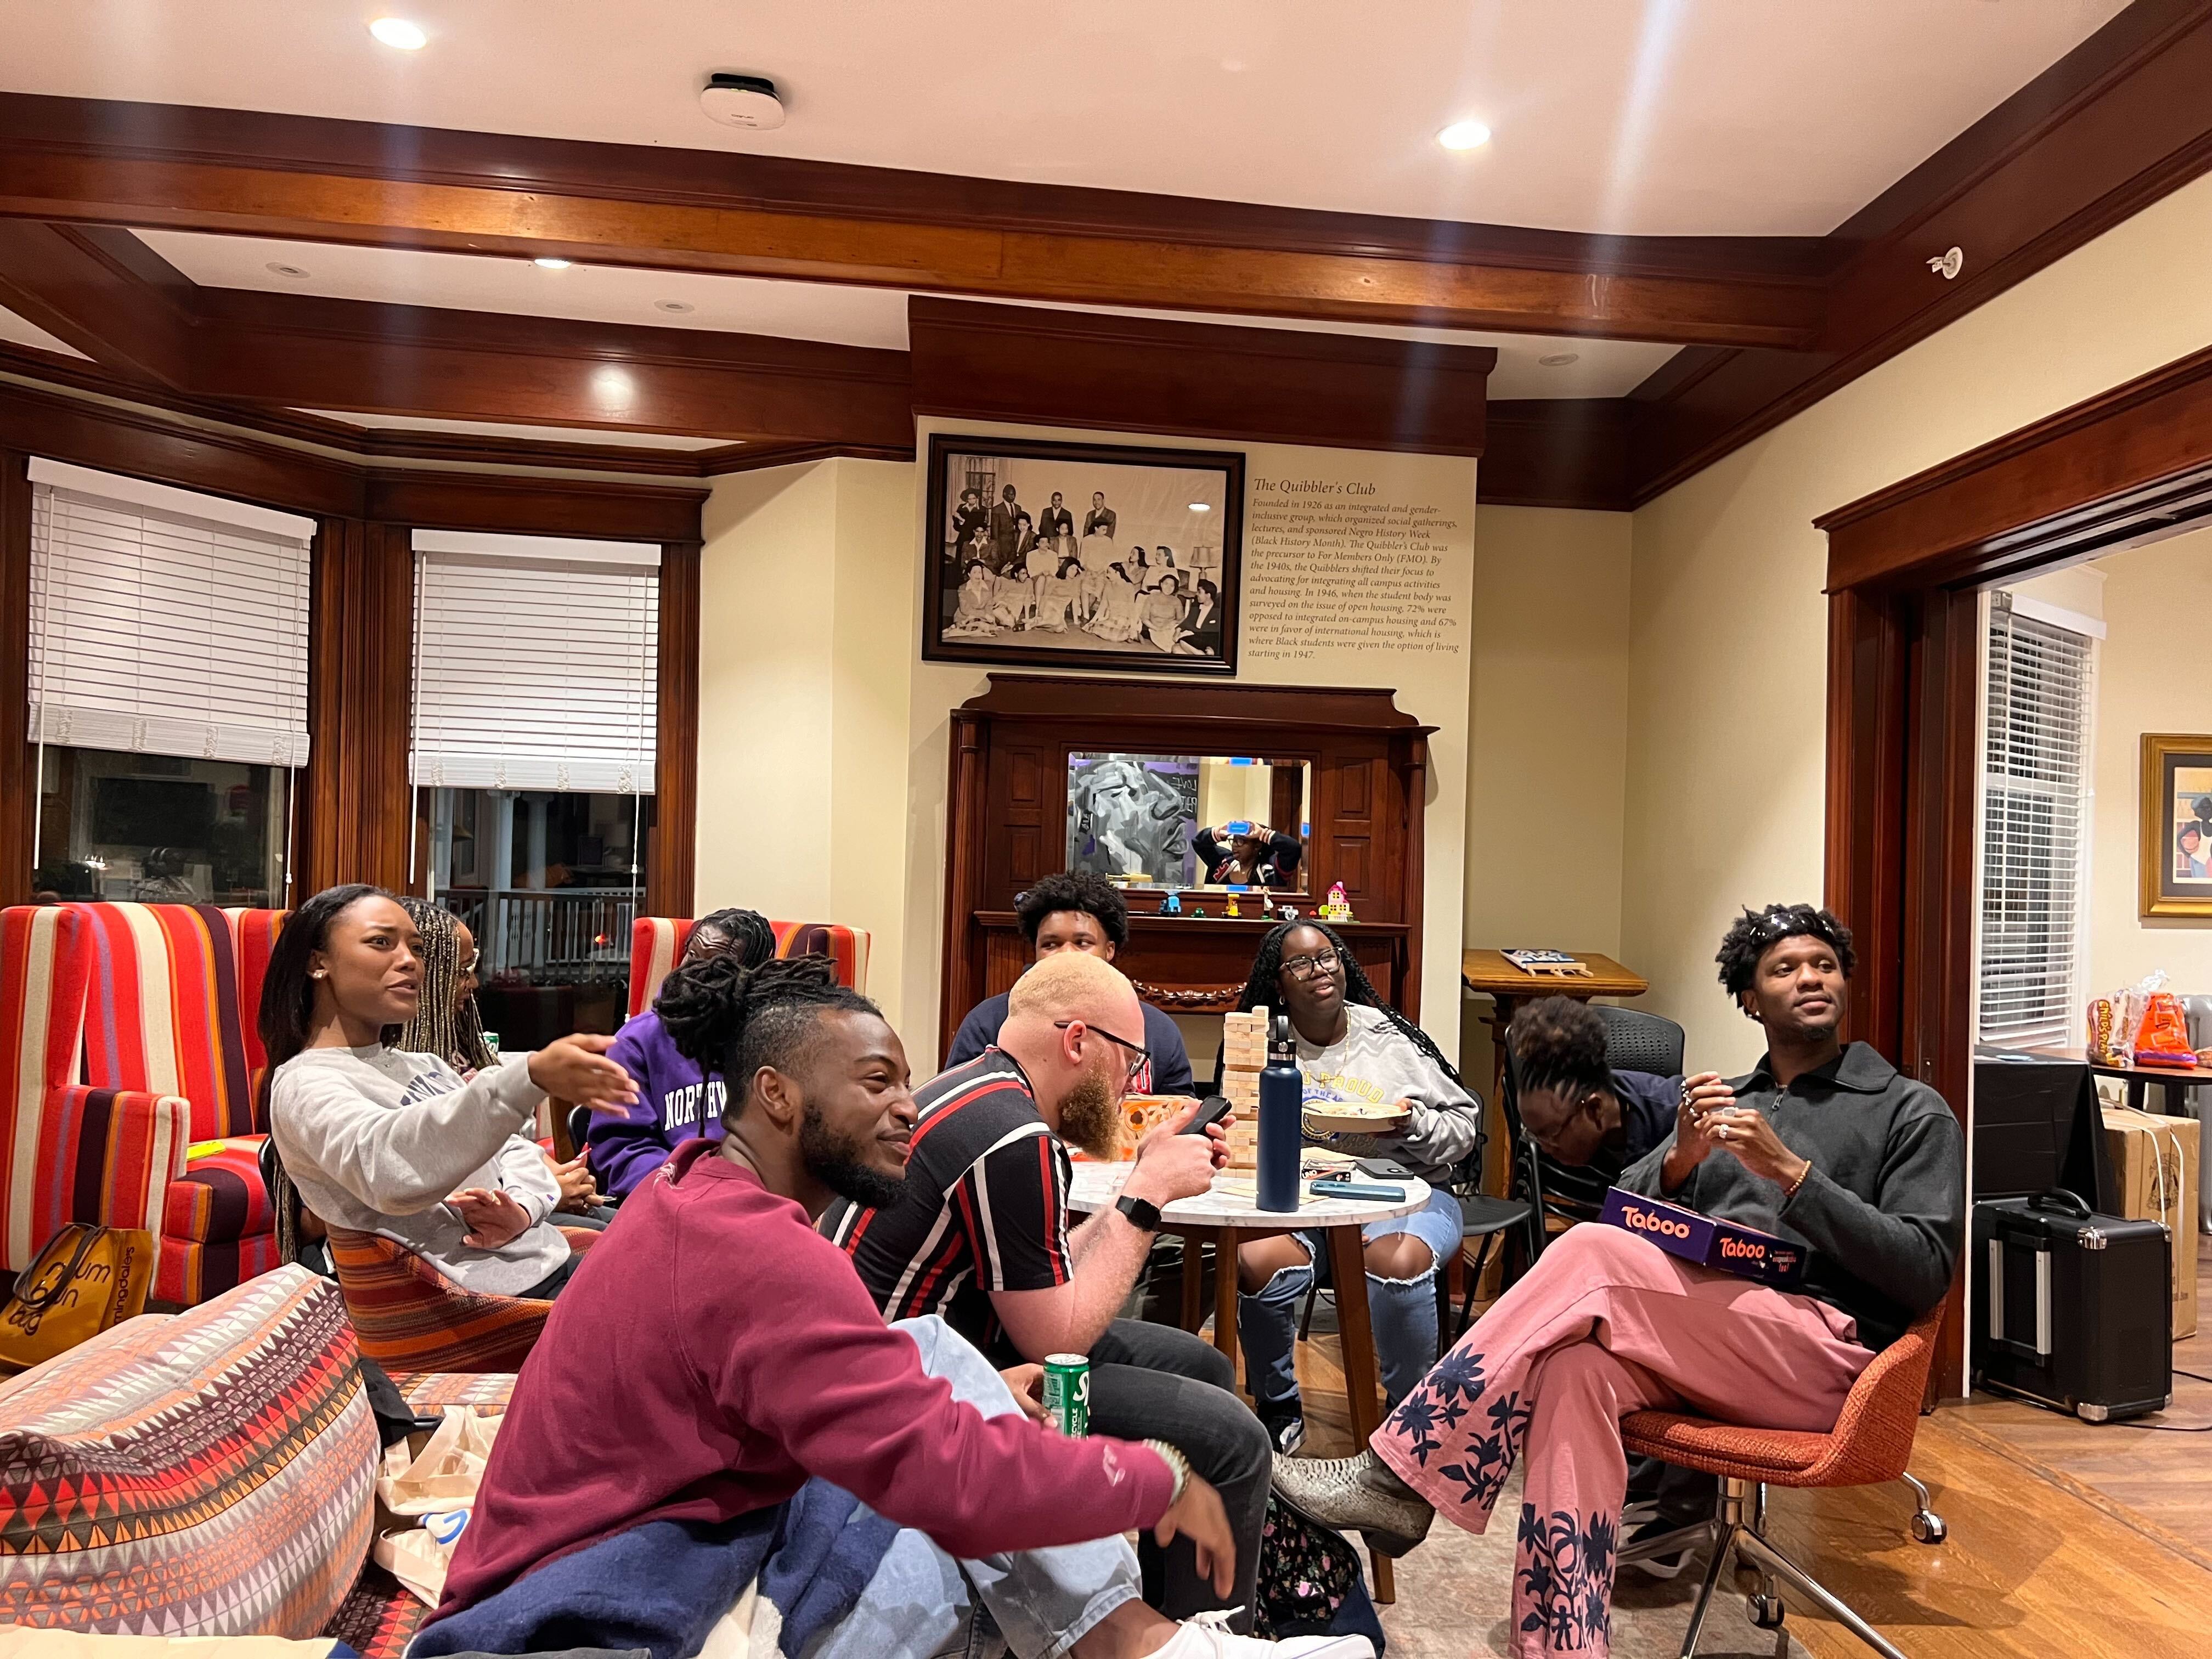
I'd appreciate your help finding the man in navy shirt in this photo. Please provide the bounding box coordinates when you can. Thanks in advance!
[946,872,1194,1095]
[1508,994,1678,1183]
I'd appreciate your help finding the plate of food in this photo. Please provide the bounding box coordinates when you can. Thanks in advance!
[1302,1101,1412,1136]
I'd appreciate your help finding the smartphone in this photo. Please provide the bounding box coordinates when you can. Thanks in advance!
[1355,1156,1414,1180]
[1179,1094,1235,1136]
[1309,1177,1407,1201]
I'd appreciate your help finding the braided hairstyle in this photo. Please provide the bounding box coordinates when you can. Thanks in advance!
[396,897,497,1073]
[1212,917,1467,1093]
[689,906,777,970]
[1506,995,1610,1099]
[656,953,882,1127]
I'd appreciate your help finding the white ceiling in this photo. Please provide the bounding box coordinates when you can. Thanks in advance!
[138,230,1680,399]
[1,0,2126,236]
[0,304,88,359]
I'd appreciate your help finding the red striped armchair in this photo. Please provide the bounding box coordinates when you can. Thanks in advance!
[0,904,189,1286]
[70,902,289,1305]
[628,914,872,1017]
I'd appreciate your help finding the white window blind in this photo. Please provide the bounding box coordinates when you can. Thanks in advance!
[1979,592,2096,1047]
[27,477,312,766]
[410,541,658,792]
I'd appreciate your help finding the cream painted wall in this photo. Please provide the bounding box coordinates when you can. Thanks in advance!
[2085,527,2212,1002]
[696,456,919,1030]
[1459,505,1635,1084]
[1623,169,2212,1076]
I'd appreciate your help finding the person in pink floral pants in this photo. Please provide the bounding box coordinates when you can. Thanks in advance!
[1271,905,1963,1656]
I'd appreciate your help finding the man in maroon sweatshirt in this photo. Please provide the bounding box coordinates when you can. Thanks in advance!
[432,956,1367,1659]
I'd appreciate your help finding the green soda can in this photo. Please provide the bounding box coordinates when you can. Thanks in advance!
[1042,1353,1090,1436]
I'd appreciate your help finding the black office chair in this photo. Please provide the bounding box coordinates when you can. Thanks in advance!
[1590,1003,1686,1076]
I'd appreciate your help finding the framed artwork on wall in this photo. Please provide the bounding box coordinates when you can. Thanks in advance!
[922,432,1244,675]
[2140,733,2212,919]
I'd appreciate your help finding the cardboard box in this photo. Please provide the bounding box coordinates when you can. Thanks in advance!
[2102,1105,2199,1339]
[1599,1187,1807,1289]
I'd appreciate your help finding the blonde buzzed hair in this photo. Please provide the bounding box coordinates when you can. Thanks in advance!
[1006,949,1136,1024]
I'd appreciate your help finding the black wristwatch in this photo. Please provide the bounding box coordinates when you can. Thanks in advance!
[1116,1193,1163,1232]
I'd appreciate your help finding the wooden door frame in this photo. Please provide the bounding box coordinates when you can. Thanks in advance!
[1818,342,2212,1397]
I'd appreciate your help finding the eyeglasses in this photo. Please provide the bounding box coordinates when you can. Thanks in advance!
[1054,1017,1152,1084]
[1281,949,1341,981]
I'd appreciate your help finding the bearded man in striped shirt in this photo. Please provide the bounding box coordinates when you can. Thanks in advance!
[832,953,1274,1632]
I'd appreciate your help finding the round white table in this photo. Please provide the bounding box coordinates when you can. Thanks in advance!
[1068,1160,1432,1603]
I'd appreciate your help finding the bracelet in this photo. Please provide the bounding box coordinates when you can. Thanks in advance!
[1144,1438,1191,1505]
[1782,1163,1812,1200]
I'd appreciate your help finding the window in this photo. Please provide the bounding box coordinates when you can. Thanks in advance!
[410,533,658,1042]
[27,461,312,906]
[1978,592,2097,1046]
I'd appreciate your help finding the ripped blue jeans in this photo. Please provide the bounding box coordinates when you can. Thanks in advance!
[1237,1185,1465,1414]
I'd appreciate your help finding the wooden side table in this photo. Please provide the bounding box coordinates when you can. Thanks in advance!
[1461,949,1650,1109]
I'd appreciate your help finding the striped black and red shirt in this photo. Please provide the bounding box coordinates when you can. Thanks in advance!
[828,1048,1072,1366]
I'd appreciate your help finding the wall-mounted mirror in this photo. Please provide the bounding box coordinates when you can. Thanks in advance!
[1065,752,1311,892]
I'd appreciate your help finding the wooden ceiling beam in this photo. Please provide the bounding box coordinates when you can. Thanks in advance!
[0,93,1825,351]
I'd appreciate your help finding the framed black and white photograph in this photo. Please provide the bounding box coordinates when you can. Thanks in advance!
[922,432,1243,675]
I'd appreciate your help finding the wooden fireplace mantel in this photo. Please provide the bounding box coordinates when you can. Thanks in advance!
[940,674,1436,1056]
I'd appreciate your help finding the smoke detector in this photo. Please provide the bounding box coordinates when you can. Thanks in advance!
[701,74,786,130]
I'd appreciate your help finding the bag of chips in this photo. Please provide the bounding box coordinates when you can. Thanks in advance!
[2135,990,2198,1065]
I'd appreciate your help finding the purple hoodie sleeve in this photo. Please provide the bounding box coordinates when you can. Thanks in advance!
[586,1014,696,1198]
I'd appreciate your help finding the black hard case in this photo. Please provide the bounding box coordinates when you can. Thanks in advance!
[1972,1190,2171,1421]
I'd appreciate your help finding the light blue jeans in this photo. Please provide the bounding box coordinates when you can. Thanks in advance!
[804,1316,1143,1659]
[1236,1186,1465,1415]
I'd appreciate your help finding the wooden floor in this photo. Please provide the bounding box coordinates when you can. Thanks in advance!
[1263,1237,2212,1659]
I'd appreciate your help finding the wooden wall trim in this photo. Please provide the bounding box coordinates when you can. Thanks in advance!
[300,517,415,896]
[0,451,31,905]
[1476,400,1632,510]
[647,540,699,918]
[1818,340,2212,590]
[910,300,1493,457]
[365,472,707,544]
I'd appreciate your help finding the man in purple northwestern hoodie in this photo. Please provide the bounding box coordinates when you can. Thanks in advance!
[588,907,776,1198]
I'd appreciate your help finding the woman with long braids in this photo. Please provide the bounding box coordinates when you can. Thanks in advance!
[586,906,779,1198]
[396,897,615,1227]
[262,883,639,1300]
[1217,920,1482,1453]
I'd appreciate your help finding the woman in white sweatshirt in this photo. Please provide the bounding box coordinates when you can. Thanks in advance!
[261,883,637,1298]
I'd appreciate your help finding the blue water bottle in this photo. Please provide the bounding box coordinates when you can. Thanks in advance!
[1257,1013,1303,1212]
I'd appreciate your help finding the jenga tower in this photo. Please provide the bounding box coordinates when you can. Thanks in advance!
[1219,1007,1270,1167]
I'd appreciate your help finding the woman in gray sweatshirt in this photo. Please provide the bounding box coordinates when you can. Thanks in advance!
[261,884,639,1298]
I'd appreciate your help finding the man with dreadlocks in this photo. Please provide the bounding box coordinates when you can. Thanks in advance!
[1222,920,1482,1454]
[586,907,778,1197]
[429,951,1367,1659]
[1271,903,1963,1659]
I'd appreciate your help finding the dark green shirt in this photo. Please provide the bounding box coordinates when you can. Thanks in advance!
[1617,1041,1963,1350]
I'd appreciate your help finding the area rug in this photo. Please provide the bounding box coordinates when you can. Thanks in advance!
[1372,1466,1807,1659]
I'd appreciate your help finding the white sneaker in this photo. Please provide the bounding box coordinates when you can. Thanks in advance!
[1149,1609,1375,1659]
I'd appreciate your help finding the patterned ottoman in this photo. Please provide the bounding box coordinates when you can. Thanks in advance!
[0,1265,376,1634]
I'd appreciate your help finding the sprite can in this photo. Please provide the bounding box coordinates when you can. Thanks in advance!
[1042,1353,1090,1436]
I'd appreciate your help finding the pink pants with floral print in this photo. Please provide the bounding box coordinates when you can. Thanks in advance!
[1370,1224,1872,1657]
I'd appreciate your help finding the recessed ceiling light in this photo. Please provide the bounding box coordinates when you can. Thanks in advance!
[266,262,309,279]
[1437,120,1492,151]
[653,300,696,314]
[368,18,427,50]
[1188,503,1212,512]
[533,257,573,270]
[1538,352,1580,368]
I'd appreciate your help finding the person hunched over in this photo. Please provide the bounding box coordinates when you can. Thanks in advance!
[586,907,779,1199]
[1214,918,1483,1454]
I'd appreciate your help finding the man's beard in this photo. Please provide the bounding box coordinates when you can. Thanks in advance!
[1058,1062,1123,1160]
[799,1104,909,1211]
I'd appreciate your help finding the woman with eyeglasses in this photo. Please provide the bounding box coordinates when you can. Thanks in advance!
[1217,920,1482,1454]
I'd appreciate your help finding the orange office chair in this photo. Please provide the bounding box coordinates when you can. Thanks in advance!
[1615,1302,1947,1659]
